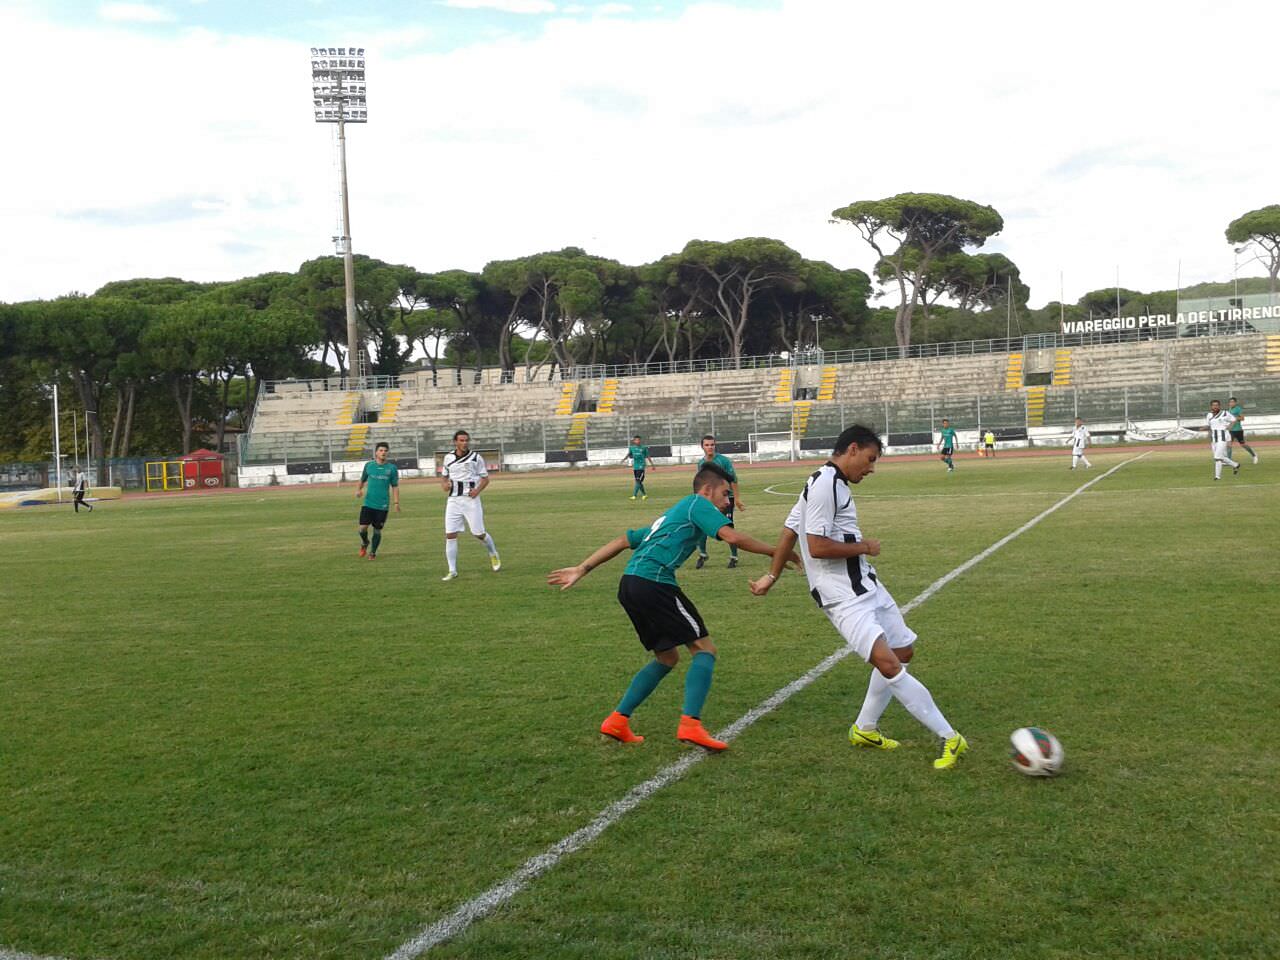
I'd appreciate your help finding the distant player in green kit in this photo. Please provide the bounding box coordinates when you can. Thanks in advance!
[693,435,745,568]
[548,463,794,751]
[355,441,400,559]
[622,435,655,499]
[1227,397,1259,465]
[937,419,958,473]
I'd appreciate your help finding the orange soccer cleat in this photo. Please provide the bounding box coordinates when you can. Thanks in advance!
[677,715,728,751]
[600,711,644,744]
[358,546,368,558]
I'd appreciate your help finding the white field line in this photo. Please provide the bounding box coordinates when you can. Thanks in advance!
[384,452,1151,960]
[0,951,95,960]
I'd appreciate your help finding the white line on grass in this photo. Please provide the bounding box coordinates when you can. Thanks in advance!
[382,454,1144,958]
[0,950,96,960]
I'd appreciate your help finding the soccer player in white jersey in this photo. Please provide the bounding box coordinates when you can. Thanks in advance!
[1069,417,1092,470]
[440,430,501,580]
[749,424,968,770]
[1198,400,1240,480]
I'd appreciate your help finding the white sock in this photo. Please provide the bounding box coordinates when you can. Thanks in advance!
[855,667,894,730]
[1226,456,1239,468]
[886,669,955,738]
[1072,455,1080,469]
[1082,455,1091,468]
[482,533,498,556]
[1214,460,1223,479]
[445,539,458,573]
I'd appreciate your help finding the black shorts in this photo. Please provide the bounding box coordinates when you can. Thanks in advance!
[358,506,389,528]
[617,574,709,652]
[1230,428,1246,442]
[723,496,735,521]
[941,447,953,457]
[633,468,646,481]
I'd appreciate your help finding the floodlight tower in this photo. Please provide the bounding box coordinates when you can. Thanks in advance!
[310,46,368,384]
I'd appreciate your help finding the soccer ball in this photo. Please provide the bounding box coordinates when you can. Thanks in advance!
[1009,727,1064,777]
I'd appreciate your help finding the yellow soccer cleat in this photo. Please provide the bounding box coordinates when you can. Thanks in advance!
[490,553,501,572]
[848,723,899,750]
[933,732,969,770]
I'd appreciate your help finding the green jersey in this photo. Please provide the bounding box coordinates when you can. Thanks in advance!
[939,427,958,449]
[624,493,730,585]
[360,460,399,510]
[699,452,738,484]
[628,444,650,469]
[1229,405,1244,431]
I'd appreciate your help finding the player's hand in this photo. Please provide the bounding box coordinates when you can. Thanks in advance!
[735,500,746,512]
[547,565,586,591]
[468,489,479,498]
[355,490,362,499]
[749,575,774,596]
[862,539,881,557]
[394,503,401,513]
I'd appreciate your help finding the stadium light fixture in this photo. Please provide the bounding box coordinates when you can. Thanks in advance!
[310,46,367,384]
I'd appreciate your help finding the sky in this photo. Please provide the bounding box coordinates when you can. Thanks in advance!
[3,0,1279,308]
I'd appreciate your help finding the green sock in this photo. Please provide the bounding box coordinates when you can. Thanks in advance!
[682,652,716,718]
[371,530,382,554]
[360,529,369,546]
[633,480,642,496]
[616,661,672,716]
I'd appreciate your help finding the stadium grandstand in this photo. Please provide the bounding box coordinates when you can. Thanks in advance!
[237,323,1280,485]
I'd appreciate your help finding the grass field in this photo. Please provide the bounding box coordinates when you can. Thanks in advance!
[2,446,1278,960]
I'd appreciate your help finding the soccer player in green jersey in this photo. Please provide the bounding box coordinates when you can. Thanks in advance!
[355,442,400,559]
[937,419,958,473]
[548,463,793,751]
[622,435,655,499]
[1227,397,1259,464]
[693,435,745,569]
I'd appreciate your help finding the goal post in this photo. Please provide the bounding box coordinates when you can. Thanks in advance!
[748,431,797,463]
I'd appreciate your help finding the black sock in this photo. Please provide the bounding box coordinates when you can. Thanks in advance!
[360,529,369,546]
[371,530,382,554]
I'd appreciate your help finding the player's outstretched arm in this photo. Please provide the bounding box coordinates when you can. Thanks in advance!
[548,533,630,591]
[719,526,795,563]
[750,527,799,596]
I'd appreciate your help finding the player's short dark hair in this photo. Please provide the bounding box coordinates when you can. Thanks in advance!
[375,441,390,452]
[701,434,716,443]
[632,435,641,441]
[1229,396,1238,403]
[1210,399,1221,406]
[453,429,470,440]
[941,418,949,424]
[693,462,731,492]
[833,424,882,455]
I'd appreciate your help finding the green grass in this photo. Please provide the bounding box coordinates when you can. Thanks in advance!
[1,447,1277,959]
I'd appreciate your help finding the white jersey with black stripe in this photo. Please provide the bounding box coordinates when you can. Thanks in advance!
[1205,411,1237,446]
[441,449,488,496]
[788,462,878,609]
[1070,426,1090,451]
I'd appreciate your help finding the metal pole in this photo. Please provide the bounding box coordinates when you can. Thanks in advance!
[53,384,63,499]
[72,409,79,471]
[336,73,360,387]
[1123,386,1128,426]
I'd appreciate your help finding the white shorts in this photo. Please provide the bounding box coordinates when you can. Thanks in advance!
[1212,442,1232,461]
[445,496,486,535]
[1072,447,1086,456]
[823,583,917,662]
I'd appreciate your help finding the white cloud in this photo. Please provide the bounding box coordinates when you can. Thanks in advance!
[98,2,177,23]
[438,0,557,13]
[4,0,1280,306]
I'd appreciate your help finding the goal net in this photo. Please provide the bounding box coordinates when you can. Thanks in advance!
[748,431,797,463]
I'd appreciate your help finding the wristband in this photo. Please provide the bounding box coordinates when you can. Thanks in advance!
[765,573,777,581]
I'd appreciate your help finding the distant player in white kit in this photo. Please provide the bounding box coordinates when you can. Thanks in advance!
[440,430,501,580]
[748,424,968,770]
[1198,399,1240,481]
[1069,417,1092,470]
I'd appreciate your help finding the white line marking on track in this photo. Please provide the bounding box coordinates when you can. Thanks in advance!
[389,454,1143,958]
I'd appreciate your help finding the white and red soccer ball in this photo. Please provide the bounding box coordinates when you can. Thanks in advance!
[1009,727,1064,777]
